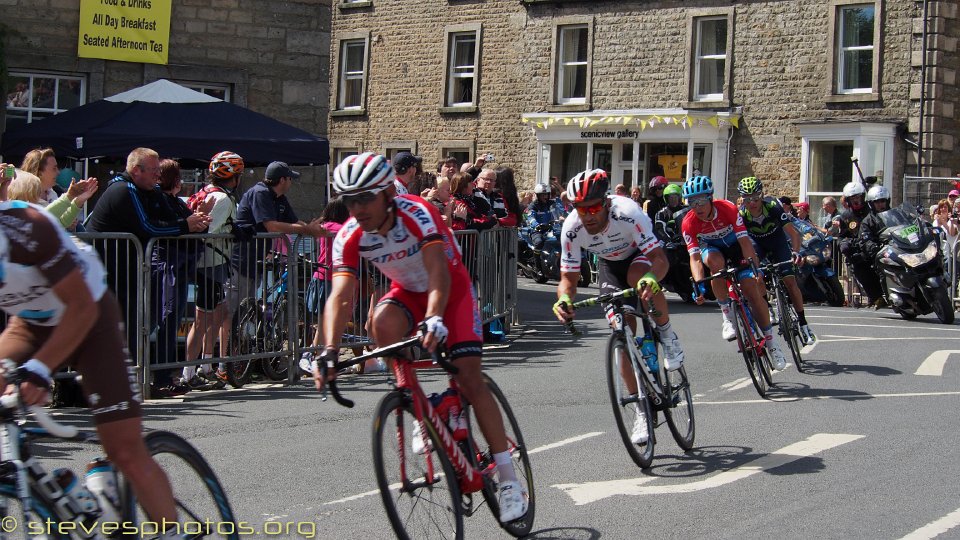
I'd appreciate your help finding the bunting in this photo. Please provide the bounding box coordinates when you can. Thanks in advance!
[521,114,742,131]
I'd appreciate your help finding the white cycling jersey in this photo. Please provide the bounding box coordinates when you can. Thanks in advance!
[560,195,661,273]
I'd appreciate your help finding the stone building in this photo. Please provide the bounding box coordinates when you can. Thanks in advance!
[328,0,959,218]
[1,0,332,216]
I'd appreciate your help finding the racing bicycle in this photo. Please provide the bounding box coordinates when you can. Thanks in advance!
[762,261,807,373]
[318,338,535,540]
[696,264,776,397]
[561,285,695,469]
[0,361,237,539]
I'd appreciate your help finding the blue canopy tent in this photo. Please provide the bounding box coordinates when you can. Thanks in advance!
[0,79,328,166]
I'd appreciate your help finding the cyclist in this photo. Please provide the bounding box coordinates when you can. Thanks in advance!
[0,201,182,537]
[551,169,685,444]
[680,175,788,369]
[311,152,528,523]
[737,177,816,345]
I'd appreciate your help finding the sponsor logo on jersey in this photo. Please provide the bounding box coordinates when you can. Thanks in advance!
[359,242,384,252]
[369,244,422,264]
[610,212,634,224]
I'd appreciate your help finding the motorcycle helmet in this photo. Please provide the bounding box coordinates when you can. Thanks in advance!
[682,175,714,199]
[737,176,763,196]
[566,169,609,203]
[842,181,866,209]
[663,184,683,206]
[648,176,669,190]
[866,185,891,211]
[533,183,549,195]
[333,152,393,195]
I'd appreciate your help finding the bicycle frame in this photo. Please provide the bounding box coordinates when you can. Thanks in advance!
[726,277,768,353]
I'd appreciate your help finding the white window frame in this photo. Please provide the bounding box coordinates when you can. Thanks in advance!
[5,71,86,125]
[180,82,231,102]
[446,31,480,107]
[799,122,896,203]
[693,16,727,102]
[556,24,589,105]
[337,38,368,110]
[836,4,876,94]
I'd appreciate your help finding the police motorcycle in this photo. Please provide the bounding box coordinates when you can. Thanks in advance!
[874,203,954,324]
[792,219,845,306]
[518,187,593,286]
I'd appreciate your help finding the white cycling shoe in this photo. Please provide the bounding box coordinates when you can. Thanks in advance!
[721,319,737,341]
[630,411,649,444]
[660,332,684,371]
[410,421,430,455]
[768,344,787,370]
[497,480,529,523]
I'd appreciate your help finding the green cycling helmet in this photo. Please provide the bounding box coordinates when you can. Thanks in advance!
[737,176,763,195]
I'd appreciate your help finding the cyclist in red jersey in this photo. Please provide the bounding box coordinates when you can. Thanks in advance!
[311,152,528,523]
[680,175,787,368]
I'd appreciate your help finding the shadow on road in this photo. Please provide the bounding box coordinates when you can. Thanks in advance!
[525,526,602,539]
[645,443,829,480]
[799,359,902,377]
[764,381,873,401]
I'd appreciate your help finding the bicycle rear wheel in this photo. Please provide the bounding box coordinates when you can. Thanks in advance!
[372,391,463,540]
[775,281,805,372]
[733,301,768,397]
[663,366,695,451]
[261,298,291,380]
[466,374,535,538]
[226,297,260,388]
[606,334,655,468]
[120,430,239,539]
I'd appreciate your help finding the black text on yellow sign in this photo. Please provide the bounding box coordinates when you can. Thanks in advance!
[77,0,172,65]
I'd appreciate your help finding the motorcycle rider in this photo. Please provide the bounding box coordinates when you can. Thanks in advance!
[834,181,886,307]
[858,184,893,282]
[654,184,689,242]
[643,176,670,220]
[526,183,562,227]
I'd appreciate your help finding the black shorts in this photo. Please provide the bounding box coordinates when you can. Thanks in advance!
[597,250,652,316]
[196,265,228,311]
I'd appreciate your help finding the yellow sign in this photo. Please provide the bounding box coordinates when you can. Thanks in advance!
[77,0,172,65]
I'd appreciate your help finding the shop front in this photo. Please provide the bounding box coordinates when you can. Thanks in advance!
[522,109,740,196]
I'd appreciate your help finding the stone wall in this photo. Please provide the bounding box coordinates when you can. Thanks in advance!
[1,0,332,217]
[329,0,959,199]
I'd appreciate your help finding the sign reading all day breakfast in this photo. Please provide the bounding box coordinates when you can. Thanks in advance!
[77,0,172,65]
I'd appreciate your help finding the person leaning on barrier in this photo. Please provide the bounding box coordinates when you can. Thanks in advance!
[86,147,212,398]
[184,151,244,388]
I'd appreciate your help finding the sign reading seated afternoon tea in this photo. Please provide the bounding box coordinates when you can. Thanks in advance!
[77,0,171,65]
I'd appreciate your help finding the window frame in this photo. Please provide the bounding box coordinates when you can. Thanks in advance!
[693,16,728,102]
[4,71,87,128]
[441,24,482,113]
[825,0,882,103]
[179,81,232,102]
[684,8,734,108]
[332,32,370,116]
[548,17,593,112]
[383,141,418,162]
[438,140,475,167]
[798,121,897,205]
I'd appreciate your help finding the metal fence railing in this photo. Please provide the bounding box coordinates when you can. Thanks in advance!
[903,176,959,213]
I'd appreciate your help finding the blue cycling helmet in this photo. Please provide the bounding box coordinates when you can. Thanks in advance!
[682,175,714,199]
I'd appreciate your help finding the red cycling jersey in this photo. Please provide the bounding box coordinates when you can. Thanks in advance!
[680,199,749,256]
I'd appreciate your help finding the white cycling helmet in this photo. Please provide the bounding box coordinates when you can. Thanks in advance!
[866,185,890,202]
[332,152,393,196]
[533,183,549,195]
[842,181,866,198]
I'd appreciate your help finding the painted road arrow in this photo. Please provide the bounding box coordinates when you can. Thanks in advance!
[553,433,864,505]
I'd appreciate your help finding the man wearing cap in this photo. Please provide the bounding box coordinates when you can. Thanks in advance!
[228,161,329,315]
[391,152,422,196]
[949,189,959,207]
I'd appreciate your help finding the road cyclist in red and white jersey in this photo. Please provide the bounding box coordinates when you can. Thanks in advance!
[680,175,787,369]
[308,152,529,523]
[551,169,686,444]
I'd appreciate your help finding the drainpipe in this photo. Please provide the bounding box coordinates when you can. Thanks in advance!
[917,0,929,176]
[724,126,734,198]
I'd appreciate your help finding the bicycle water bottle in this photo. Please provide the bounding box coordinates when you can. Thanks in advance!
[53,468,102,526]
[638,335,658,372]
[441,389,468,441]
[85,458,119,524]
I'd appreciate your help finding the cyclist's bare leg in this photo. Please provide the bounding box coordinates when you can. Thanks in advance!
[452,356,508,454]
[618,315,639,396]
[703,252,729,302]
[741,276,772,328]
[784,275,805,313]
[98,417,177,523]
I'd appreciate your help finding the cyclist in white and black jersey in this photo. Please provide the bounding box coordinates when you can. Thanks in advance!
[551,169,685,445]
[0,201,184,537]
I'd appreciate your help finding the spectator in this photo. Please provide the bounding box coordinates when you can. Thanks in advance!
[426,176,453,226]
[932,198,958,247]
[86,147,211,397]
[7,170,42,203]
[184,151,244,388]
[438,156,459,183]
[450,172,496,231]
[519,190,534,209]
[20,147,61,203]
[228,161,330,334]
[778,196,795,216]
[795,202,812,222]
[615,184,627,196]
[495,167,522,227]
[820,196,839,232]
[949,189,960,208]
[391,152,422,196]
[630,186,643,206]
[0,163,15,201]
[475,168,506,221]
[460,162,473,174]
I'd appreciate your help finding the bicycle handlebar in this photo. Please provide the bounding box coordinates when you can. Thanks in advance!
[0,359,79,439]
[692,261,755,286]
[559,286,641,336]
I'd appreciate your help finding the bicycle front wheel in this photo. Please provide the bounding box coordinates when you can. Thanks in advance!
[372,391,463,540]
[606,334,655,468]
[775,281,805,372]
[0,482,68,539]
[663,366,695,451]
[120,430,239,539]
[733,301,768,397]
[468,374,535,538]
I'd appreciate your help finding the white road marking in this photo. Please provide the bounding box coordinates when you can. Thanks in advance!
[720,377,751,390]
[724,378,754,392]
[800,341,817,354]
[323,431,604,505]
[553,433,863,505]
[899,507,960,540]
[695,390,960,405]
[915,350,960,376]
[814,322,960,333]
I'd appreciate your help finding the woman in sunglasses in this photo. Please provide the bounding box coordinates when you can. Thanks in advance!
[551,169,686,445]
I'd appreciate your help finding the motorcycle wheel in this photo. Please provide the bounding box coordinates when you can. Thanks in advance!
[534,272,549,284]
[824,276,846,307]
[578,268,590,288]
[932,286,956,325]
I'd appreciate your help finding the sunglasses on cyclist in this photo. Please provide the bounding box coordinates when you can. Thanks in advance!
[743,194,764,203]
[575,201,606,216]
[689,196,713,208]
[342,191,379,207]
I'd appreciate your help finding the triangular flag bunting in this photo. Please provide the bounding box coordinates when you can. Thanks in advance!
[622,116,633,125]
[707,116,719,127]
[730,116,740,128]
[563,118,572,125]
